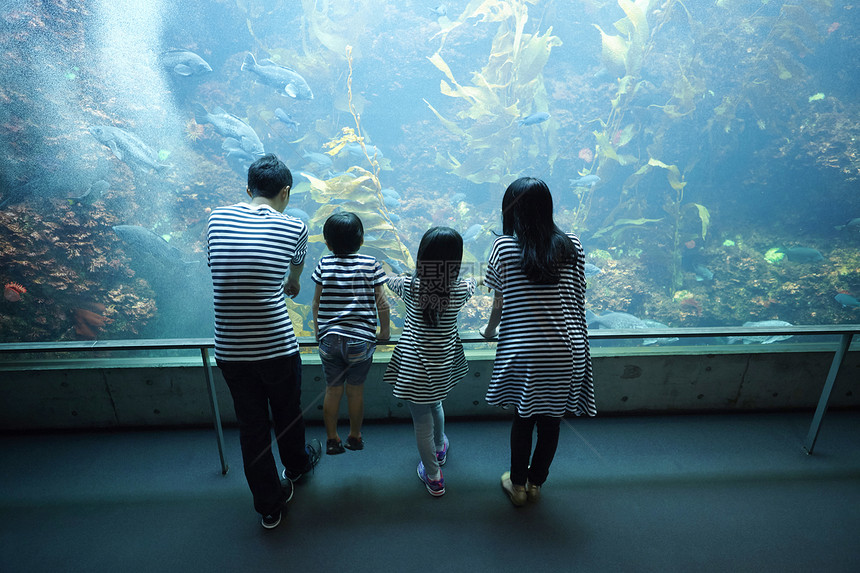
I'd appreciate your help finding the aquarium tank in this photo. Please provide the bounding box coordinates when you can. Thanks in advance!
[0,0,858,345]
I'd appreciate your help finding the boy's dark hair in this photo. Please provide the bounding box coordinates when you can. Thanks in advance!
[501,176,576,285]
[247,154,292,198]
[412,226,463,328]
[323,212,364,255]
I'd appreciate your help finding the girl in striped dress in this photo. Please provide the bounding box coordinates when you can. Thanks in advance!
[481,177,595,506]
[383,227,476,497]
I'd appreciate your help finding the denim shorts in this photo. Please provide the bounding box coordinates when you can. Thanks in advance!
[318,334,375,387]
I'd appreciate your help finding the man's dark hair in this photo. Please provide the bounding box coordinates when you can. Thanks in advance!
[247,154,292,198]
[323,212,364,255]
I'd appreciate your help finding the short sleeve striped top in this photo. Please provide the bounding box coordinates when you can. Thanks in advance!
[207,203,308,362]
[484,234,595,417]
[311,254,387,342]
[383,276,476,404]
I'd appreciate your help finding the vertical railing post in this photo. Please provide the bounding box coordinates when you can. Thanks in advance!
[201,347,229,475]
[803,333,854,455]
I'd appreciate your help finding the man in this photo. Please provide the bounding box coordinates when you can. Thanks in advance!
[207,154,320,529]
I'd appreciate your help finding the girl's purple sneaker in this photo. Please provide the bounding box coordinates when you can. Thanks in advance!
[435,436,449,466]
[417,462,445,496]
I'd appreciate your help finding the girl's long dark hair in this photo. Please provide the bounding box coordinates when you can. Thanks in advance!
[501,177,576,284]
[411,226,463,327]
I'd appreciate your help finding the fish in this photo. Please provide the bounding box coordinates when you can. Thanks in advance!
[68,180,109,204]
[242,52,314,100]
[302,152,333,168]
[835,293,860,308]
[193,104,265,157]
[587,311,648,330]
[89,125,167,172]
[225,149,254,176]
[640,319,679,346]
[430,4,447,17]
[570,174,600,187]
[727,320,794,345]
[381,191,400,210]
[694,264,714,282]
[584,263,603,278]
[345,143,383,158]
[274,108,299,130]
[449,192,466,204]
[160,49,212,77]
[785,247,824,263]
[285,208,310,226]
[113,225,197,271]
[518,111,550,126]
[463,223,483,243]
[381,188,400,201]
[834,218,860,231]
[385,258,408,275]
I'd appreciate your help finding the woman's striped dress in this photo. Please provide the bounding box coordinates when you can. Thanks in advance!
[484,234,595,417]
[383,276,476,404]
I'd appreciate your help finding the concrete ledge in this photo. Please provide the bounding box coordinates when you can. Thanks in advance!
[1,346,858,430]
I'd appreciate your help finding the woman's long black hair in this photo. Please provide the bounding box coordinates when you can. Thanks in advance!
[501,177,576,284]
[411,226,463,327]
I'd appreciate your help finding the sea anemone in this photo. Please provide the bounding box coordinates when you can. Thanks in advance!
[578,147,594,162]
[4,282,26,302]
[764,247,785,264]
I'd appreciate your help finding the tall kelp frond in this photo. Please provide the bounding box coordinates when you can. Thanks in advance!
[425,0,560,185]
[299,0,369,60]
[299,46,413,275]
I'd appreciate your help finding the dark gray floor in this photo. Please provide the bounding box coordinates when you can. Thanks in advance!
[2,411,859,573]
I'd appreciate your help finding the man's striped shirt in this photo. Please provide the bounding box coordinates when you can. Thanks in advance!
[207,203,308,361]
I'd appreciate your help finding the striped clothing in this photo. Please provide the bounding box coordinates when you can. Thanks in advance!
[207,203,308,361]
[484,234,595,417]
[311,254,387,342]
[383,276,476,403]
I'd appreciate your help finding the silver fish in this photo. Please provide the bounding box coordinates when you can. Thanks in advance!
[242,53,314,100]
[571,174,600,187]
[89,125,166,172]
[727,320,793,345]
[193,104,264,157]
[160,49,212,77]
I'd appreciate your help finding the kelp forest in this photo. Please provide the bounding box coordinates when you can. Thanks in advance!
[0,0,858,343]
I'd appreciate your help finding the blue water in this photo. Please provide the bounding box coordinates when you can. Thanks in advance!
[0,0,858,342]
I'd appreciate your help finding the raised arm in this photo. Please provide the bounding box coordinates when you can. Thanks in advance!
[375,283,391,342]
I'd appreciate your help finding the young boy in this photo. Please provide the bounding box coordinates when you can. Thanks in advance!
[311,212,390,455]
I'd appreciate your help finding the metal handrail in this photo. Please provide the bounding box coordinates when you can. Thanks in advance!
[0,324,857,470]
[0,324,858,354]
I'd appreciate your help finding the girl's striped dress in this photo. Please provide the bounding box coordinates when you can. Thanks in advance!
[383,276,476,404]
[483,234,595,417]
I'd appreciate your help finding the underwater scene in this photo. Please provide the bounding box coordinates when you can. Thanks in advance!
[1,0,858,344]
